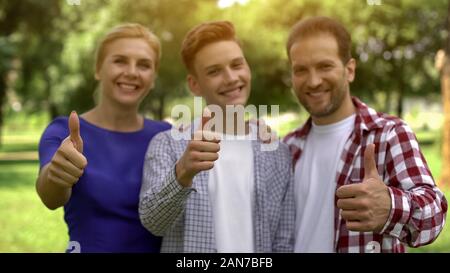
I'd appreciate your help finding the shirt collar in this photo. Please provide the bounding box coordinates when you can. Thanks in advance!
[287,96,383,140]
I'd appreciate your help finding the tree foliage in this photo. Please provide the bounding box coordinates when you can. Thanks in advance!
[1,0,447,124]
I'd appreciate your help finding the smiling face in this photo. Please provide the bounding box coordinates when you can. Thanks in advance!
[187,40,251,110]
[289,33,356,125]
[95,37,157,108]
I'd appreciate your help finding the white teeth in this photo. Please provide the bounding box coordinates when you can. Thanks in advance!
[309,91,325,97]
[118,83,137,90]
[222,87,240,94]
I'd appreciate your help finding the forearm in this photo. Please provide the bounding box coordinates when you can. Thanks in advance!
[140,166,193,236]
[382,184,447,247]
[381,124,448,246]
[36,164,71,210]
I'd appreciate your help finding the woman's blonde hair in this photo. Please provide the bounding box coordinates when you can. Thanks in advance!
[95,23,161,73]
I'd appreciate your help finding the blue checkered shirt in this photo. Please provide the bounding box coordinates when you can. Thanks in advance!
[139,128,295,253]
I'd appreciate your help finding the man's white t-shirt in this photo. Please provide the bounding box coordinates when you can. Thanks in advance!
[294,114,355,253]
[208,132,255,253]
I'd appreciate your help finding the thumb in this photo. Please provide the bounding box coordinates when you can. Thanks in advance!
[69,111,83,153]
[193,108,214,141]
[363,143,379,180]
[201,107,213,131]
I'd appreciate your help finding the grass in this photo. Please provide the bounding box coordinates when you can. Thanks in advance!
[0,111,448,252]
[0,160,68,252]
[0,111,68,252]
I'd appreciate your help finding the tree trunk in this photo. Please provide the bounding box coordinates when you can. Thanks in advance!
[0,78,5,147]
[385,90,391,114]
[43,70,59,120]
[396,88,403,118]
[441,59,450,188]
[158,94,165,121]
[396,60,405,118]
[439,0,450,188]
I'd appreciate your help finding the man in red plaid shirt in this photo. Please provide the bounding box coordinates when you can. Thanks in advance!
[283,16,447,252]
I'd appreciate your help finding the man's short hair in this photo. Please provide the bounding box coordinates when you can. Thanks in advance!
[181,20,241,74]
[286,16,352,64]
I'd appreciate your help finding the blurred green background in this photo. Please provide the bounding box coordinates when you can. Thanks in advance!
[0,0,449,252]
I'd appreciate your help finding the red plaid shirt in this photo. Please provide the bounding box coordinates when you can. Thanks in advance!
[283,97,447,252]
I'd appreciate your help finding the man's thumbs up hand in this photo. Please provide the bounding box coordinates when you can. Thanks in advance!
[336,144,391,232]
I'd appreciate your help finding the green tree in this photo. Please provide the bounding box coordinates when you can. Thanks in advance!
[0,0,62,143]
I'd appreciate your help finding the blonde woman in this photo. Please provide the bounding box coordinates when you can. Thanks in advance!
[36,23,170,252]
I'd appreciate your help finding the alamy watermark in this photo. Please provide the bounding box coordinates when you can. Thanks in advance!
[365,241,381,253]
[66,241,81,253]
[66,0,81,5]
[367,0,382,5]
[170,97,280,151]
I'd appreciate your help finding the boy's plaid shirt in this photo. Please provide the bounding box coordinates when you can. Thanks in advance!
[283,97,447,252]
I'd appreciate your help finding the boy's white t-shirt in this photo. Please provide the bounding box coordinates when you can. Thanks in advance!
[294,114,355,253]
[208,129,255,253]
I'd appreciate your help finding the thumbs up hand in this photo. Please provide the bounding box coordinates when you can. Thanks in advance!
[336,144,391,232]
[175,115,221,188]
[47,111,88,189]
